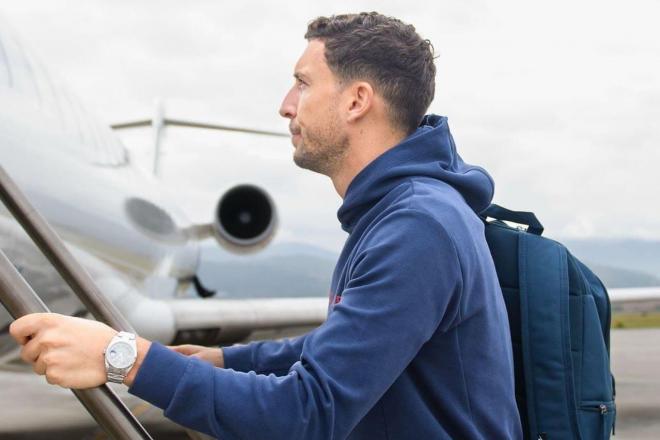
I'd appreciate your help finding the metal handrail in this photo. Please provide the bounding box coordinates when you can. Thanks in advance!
[0,165,153,439]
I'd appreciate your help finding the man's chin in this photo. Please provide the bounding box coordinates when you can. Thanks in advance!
[292,148,304,167]
[291,139,307,165]
[293,148,312,171]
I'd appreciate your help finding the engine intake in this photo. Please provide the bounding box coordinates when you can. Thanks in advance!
[213,184,277,252]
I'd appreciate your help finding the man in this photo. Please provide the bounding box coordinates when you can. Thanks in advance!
[10,12,522,439]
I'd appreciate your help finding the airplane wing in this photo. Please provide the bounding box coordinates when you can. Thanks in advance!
[90,275,328,347]
[608,287,660,305]
[166,297,328,345]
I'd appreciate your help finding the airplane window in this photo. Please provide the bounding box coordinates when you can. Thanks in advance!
[31,57,66,125]
[0,28,40,103]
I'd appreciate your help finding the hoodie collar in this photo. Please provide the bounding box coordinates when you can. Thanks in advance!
[337,115,494,233]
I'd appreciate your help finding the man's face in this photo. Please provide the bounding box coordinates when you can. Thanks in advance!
[279,40,349,176]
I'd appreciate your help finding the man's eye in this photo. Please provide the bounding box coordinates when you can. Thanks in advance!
[296,79,307,90]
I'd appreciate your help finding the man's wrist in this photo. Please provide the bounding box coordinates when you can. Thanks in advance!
[122,336,152,387]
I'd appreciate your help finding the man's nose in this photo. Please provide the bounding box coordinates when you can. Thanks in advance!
[279,87,298,119]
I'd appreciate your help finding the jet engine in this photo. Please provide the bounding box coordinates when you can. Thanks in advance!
[212,184,277,253]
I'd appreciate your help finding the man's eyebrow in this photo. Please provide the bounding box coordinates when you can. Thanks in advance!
[294,72,309,82]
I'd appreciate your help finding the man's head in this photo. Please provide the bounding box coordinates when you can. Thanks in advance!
[279,12,436,178]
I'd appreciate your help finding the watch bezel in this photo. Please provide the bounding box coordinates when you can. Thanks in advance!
[106,340,137,369]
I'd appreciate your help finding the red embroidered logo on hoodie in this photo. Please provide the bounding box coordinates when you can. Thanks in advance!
[328,291,342,305]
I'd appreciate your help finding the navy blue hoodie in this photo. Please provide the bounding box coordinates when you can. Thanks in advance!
[129,115,522,439]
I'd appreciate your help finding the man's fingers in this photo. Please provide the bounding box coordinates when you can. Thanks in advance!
[33,354,46,375]
[168,345,187,354]
[9,313,53,345]
[20,336,43,364]
[190,348,223,367]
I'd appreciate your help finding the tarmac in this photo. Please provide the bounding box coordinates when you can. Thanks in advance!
[610,328,660,438]
[0,328,658,439]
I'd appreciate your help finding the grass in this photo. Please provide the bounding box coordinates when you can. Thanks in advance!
[611,313,660,329]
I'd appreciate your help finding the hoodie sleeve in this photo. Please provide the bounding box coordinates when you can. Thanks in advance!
[128,209,462,440]
[222,333,309,375]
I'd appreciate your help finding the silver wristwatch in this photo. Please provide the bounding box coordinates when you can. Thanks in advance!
[104,331,137,384]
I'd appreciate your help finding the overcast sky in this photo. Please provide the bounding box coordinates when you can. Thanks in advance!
[1,0,658,252]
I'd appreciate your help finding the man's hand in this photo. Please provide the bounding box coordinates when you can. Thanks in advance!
[9,313,151,389]
[169,344,224,368]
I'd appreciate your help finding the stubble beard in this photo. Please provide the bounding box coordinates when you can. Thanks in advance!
[293,116,349,177]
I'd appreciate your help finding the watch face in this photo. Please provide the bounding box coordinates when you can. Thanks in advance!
[107,341,135,369]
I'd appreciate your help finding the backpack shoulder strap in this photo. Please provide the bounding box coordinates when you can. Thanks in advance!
[519,233,580,439]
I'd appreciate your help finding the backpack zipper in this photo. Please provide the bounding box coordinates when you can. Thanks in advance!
[581,402,615,436]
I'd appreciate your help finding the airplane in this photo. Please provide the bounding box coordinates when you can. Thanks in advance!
[1,16,658,439]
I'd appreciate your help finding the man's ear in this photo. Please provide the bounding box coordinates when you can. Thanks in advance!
[346,81,374,123]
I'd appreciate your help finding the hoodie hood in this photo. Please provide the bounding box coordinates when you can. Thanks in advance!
[337,114,494,233]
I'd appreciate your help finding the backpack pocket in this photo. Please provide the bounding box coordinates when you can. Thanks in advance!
[578,401,615,439]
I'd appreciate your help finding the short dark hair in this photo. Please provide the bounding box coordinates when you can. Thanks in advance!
[305,12,436,134]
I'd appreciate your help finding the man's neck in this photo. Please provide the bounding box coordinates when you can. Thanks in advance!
[331,127,407,199]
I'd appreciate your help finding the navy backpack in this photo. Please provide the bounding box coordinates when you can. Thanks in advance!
[481,204,616,440]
